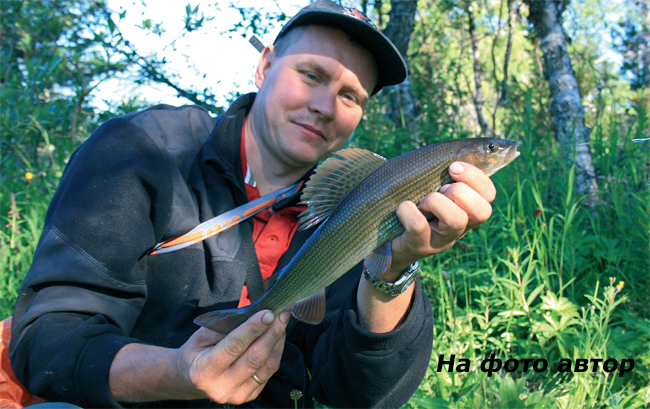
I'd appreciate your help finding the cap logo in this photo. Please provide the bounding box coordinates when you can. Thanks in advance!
[342,7,376,28]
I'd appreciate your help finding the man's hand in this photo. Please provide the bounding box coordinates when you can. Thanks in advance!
[177,310,289,404]
[389,161,496,273]
[356,162,495,333]
[109,310,289,405]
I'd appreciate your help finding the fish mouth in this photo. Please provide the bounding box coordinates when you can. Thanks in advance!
[499,141,520,160]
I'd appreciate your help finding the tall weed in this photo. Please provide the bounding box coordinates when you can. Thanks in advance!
[0,174,53,318]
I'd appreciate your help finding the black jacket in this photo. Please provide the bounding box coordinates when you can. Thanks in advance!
[10,93,433,408]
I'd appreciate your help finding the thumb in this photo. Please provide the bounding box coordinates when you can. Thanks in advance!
[189,327,227,350]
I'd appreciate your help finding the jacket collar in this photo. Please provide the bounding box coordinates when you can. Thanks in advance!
[201,92,256,182]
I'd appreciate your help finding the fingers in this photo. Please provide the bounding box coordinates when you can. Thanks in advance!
[389,162,497,264]
[448,162,496,202]
[246,329,286,389]
[181,310,289,405]
[435,162,494,230]
[419,193,468,243]
[225,311,288,383]
[438,182,492,230]
[214,311,278,367]
[403,193,467,252]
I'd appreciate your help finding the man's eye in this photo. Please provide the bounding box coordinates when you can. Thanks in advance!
[342,93,357,103]
[304,72,318,82]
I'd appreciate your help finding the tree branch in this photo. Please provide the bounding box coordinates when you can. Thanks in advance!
[499,0,515,105]
[464,0,493,136]
[489,0,505,130]
[139,60,223,114]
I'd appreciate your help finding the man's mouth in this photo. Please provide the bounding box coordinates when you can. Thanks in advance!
[295,122,325,140]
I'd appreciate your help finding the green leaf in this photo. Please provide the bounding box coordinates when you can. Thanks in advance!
[541,292,578,317]
[498,310,526,317]
[498,375,521,408]
[526,284,546,306]
[408,396,451,408]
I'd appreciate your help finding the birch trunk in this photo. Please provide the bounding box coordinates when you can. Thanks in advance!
[525,0,600,205]
[381,0,421,134]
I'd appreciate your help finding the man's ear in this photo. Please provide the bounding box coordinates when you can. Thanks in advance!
[255,45,276,90]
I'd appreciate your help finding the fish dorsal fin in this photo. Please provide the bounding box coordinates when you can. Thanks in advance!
[298,148,386,230]
[289,289,327,325]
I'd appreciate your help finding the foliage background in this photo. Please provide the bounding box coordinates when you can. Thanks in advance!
[1,0,648,408]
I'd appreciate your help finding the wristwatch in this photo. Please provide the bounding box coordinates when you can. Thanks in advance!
[362,260,420,296]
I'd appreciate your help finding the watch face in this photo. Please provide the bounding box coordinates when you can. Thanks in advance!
[394,263,420,294]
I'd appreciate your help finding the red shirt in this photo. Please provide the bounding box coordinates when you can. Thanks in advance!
[238,120,306,307]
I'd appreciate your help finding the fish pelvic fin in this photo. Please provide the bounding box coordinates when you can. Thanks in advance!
[194,305,254,334]
[364,241,393,280]
[290,289,327,325]
[298,148,386,231]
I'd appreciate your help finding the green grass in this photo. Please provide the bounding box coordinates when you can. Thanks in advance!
[1,111,648,408]
[400,125,650,408]
[1,179,52,317]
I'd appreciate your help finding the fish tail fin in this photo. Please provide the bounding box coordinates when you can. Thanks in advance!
[194,305,255,334]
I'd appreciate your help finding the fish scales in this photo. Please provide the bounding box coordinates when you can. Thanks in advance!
[203,145,456,320]
[194,138,520,333]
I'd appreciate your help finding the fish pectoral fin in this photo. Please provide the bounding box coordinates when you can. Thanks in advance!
[289,289,327,325]
[298,148,386,231]
[364,241,393,280]
[194,305,253,334]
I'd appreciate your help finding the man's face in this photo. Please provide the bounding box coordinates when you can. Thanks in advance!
[249,25,378,170]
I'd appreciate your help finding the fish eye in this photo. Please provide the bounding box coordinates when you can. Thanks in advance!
[485,142,496,152]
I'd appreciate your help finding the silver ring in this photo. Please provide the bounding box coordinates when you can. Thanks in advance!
[251,373,264,385]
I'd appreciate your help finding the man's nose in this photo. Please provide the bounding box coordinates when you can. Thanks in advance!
[308,89,336,119]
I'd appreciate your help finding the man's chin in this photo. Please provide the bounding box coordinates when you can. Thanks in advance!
[286,149,324,169]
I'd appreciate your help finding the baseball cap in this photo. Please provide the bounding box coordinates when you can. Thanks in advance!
[273,0,407,95]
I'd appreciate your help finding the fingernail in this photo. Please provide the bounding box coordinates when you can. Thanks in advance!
[262,311,275,325]
[439,184,450,193]
[449,162,464,175]
[279,311,290,324]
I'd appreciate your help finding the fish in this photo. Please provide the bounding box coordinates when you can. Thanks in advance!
[194,137,520,333]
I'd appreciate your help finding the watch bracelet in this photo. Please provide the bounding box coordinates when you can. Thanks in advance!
[362,260,420,296]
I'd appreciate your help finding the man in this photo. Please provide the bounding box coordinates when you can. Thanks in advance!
[9,1,496,407]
